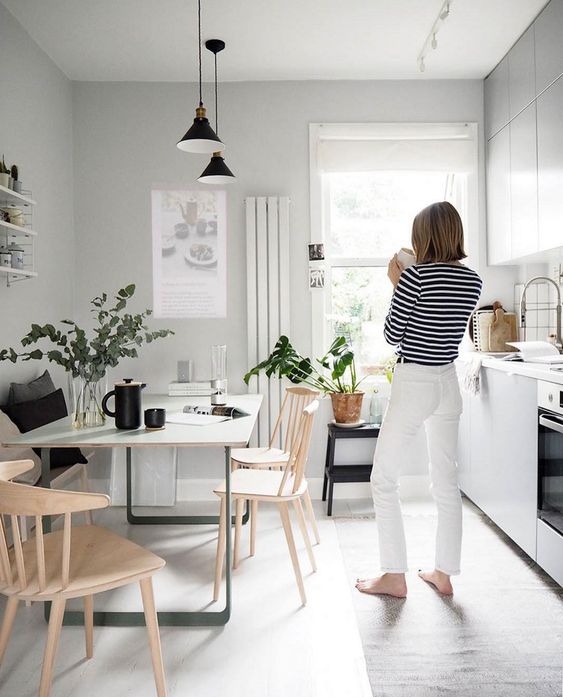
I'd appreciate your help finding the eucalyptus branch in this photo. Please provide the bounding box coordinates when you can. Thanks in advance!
[0,284,174,380]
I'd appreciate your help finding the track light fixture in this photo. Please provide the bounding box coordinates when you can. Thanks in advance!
[417,0,453,73]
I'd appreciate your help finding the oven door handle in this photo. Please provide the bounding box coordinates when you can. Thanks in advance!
[539,414,563,434]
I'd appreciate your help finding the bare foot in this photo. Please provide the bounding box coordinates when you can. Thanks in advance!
[355,573,407,598]
[418,569,453,595]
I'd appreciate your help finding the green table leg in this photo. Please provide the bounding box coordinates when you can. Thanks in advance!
[125,446,248,526]
[42,446,234,627]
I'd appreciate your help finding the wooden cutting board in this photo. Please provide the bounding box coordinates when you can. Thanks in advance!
[489,307,518,352]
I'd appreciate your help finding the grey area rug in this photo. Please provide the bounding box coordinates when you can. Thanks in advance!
[334,498,563,697]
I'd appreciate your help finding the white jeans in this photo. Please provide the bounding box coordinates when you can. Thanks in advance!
[370,361,463,575]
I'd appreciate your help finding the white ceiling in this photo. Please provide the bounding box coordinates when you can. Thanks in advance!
[1,0,549,82]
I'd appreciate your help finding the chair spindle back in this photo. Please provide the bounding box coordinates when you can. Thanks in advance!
[0,460,109,595]
[277,400,319,496]
[269,386,319,453]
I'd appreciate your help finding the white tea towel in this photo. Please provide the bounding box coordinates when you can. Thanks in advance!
[462,355,483,395]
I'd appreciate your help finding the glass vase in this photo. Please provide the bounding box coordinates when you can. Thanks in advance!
[68,373,107,428]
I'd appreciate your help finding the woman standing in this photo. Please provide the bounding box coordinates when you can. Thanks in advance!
[356,201,482,598]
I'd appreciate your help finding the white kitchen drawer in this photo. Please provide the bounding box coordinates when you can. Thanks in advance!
[537,519,563,586]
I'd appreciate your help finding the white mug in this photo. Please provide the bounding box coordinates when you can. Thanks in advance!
[397,247,416,268]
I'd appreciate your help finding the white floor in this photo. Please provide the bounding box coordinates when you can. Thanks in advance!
[0,501,372,697]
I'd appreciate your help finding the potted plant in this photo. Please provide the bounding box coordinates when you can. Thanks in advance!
[244,335,365,423]
[0,284,174,428]
[10,164,21,194]
[0,156,10,189]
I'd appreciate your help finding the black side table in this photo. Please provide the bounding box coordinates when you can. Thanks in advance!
[322,422,380,516]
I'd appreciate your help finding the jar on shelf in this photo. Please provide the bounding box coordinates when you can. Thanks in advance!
[0,247,11,267]
[8,243,24,270]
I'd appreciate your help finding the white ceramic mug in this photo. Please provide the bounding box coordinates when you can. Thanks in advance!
[397,247,416,268]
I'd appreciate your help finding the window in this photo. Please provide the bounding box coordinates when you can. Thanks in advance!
[309,123,478,376]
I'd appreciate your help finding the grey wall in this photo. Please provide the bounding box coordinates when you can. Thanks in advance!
[72,78,519,479]
[0,4,74,398]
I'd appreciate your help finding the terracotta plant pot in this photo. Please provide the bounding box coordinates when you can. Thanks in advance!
[330,391,364,424]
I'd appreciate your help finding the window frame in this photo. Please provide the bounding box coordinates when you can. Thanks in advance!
[308,122,480,366]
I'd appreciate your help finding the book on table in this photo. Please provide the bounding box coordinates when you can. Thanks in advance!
[505,340,563,364]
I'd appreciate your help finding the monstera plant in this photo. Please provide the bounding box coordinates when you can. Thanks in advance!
[244,335,364,423]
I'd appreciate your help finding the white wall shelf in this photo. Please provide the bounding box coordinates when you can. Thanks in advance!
[0,186,37,285]
[0,266,38,279]
[0,219,37,237]
[0,184,36,207]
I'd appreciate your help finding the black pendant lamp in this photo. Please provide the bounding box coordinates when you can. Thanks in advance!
[198,39,236,184]
[177,0,224,154]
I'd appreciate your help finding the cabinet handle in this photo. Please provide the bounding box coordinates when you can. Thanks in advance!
[539,414,563,434]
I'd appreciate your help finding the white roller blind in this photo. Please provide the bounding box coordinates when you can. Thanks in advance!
[317,123,476,173]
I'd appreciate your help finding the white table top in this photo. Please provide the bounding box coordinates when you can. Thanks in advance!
[1,394,263,449]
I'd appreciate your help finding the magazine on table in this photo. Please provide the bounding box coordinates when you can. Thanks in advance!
[166,404,249,426]
[182,404,249,418]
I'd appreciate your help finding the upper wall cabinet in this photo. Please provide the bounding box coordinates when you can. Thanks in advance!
[537,75,563,252]
[510,103,538,258]
[535,0,563,95]
[508,26,536,118]
[485,0,563,264]
[487,128,511,265]
[485,57,509,140]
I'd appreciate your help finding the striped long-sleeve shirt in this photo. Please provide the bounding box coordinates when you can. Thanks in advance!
[384,263,482,365]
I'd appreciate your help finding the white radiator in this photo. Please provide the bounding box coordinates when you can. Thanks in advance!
[246,196,290,447]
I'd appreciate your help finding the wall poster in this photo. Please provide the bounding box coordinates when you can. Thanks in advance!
[152,188,227,318]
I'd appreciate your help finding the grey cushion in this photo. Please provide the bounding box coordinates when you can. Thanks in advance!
[8,369,56,405]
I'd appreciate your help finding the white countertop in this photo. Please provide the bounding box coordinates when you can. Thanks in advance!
[459,352,563,385]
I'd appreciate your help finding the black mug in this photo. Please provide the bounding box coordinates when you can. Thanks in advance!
[145,408,166,429]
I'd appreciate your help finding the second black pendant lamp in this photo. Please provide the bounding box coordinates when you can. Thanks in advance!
[177,0,224,154]
[198,39,236,184]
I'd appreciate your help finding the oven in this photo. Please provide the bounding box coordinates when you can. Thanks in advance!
[538,385,563,535]
[537,381,563,586]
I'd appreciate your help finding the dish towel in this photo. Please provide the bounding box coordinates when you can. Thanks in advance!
[462,355,483,396]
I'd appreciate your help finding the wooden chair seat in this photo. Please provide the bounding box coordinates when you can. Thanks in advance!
[3,525,165,601]
[214,468,307,500]
[230,446,288,467]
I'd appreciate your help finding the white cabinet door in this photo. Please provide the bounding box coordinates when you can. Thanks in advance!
[485,57,510,140]
[487,128,512,264]
[537,75,563,252]
[534,0,563,96]
[487,370,537,559]
[508,26,536,118]
[510,103,539,258]
[461,369,537,559]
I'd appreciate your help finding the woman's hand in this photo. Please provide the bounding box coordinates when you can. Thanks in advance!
[387,254,405,288]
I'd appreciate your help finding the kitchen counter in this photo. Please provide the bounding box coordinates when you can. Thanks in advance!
[458,352,563,385]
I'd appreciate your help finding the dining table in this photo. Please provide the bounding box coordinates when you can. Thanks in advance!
[1,393,263,628]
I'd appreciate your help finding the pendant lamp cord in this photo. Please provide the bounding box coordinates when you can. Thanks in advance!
[214,51,219,134]
[198,0,203,107]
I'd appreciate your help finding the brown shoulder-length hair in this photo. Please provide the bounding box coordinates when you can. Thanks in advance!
[411,201,467,264]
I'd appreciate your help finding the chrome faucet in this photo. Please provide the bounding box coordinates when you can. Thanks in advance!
[519,276,562,350]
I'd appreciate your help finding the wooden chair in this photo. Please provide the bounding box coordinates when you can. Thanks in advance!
[230,386,321,559]
[213,400,319,606]
[0,460,167,697]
